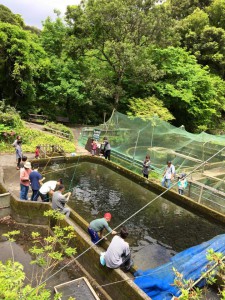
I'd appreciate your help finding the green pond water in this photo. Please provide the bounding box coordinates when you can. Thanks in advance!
[44,162,225,270]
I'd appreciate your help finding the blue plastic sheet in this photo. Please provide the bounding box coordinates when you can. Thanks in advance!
[134,234,225,300]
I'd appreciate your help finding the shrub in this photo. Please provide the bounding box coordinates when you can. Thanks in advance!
[0,101,24,129]
[20,128,75,153]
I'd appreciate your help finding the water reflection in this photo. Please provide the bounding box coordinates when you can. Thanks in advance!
[45,162,225,270]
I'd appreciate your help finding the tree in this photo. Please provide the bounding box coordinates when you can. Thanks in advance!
[127,96,175,121]
[0,4,24,27]
[150,47,225,131]
[65,0,176,109]
[0,22,46,114]
[166,0,213,19]
[207,0,225,30]
[41,14,67,58]
[38,16,86,121]
[177,8,225,78]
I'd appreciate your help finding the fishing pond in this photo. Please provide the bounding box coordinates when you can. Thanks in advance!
[44,162,225,270]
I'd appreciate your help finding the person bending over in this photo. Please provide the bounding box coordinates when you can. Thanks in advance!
[88,213,117,244]
[39,178,63,202]
[104,227,133,272]
[52,185,71,217]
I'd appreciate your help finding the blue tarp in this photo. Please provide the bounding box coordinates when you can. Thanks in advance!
[134,234,225,300]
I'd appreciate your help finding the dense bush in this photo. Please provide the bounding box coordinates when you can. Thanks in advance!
[20,128,75,153]
[0,101,24,129]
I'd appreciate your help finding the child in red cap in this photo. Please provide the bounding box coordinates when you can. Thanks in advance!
[88,213,117,244]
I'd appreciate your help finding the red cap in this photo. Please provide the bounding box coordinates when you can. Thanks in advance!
[104,212,112,220]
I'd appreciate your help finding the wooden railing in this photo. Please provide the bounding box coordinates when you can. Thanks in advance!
[28,114,48,124]
[43,126,71,140]
[39,144,66,158]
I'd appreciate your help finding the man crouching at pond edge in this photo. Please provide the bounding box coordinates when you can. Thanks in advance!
[88,213,117,244]
[104,227,133,272]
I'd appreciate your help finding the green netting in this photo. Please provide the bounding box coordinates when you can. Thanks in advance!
[79,111,225,169]
[79,111,225,212]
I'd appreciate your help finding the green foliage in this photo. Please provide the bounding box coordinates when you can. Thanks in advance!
[0,100,24,129]
[173,249,225,299]
[177,1,225,78]
[0,22,46,114]
[127,96,175,122]
[0,258,58,299]
[20,127,75,153]
[167,0,213,19]
[150,47,225,131]
[1,0,225,132]
[0,4,24,27]
[207,0,225,30]
[0,211,77,299]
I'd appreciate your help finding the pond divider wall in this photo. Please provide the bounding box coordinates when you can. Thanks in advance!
[1,155,225,300]
[42,155,225,224]
[0,164,149,300]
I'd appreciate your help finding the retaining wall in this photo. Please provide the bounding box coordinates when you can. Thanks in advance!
[1,155,225,300]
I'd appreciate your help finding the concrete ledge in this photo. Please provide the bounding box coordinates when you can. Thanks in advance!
[35,155,225,225]
[10,193,51,225]
[2,155,225,300]
[0,170,150,299]
[59,213,150,300]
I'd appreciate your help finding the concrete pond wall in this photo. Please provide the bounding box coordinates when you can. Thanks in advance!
[1,155,225,300]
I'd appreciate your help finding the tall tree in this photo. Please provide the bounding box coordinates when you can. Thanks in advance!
[0,22,45,113]
[38,15,86,121]
[0,5,24,27]
[65,0,176,108]
[150,47,225,131]
[177,8,225,78]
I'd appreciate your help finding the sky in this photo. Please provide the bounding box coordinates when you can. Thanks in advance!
[0,0,80,28]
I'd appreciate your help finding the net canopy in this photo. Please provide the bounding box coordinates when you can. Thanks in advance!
[79,111,225,212]
[134,234,225,300]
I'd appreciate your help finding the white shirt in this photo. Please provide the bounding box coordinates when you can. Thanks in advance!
[164,164,175,179]
[104,235,130,268]
[39,180,57,195]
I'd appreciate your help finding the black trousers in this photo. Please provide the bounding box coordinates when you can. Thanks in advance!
[120,253,133,272]
[39,192,50,202]
[104,150,111,160]
[17,157,21,168]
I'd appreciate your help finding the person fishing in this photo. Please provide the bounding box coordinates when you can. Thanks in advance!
[103,137,111,160]
[88,213,117,244]
[104,227,133,272]
[38,178,63,202]
[52,185,71,217]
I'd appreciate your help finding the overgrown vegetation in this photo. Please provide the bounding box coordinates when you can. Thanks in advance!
[0,211,76,300]
[173,249,225,299]
[0,101,75,153]
[1,1,225,131]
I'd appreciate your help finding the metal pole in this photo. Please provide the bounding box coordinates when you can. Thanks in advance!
[132,130,141,165]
